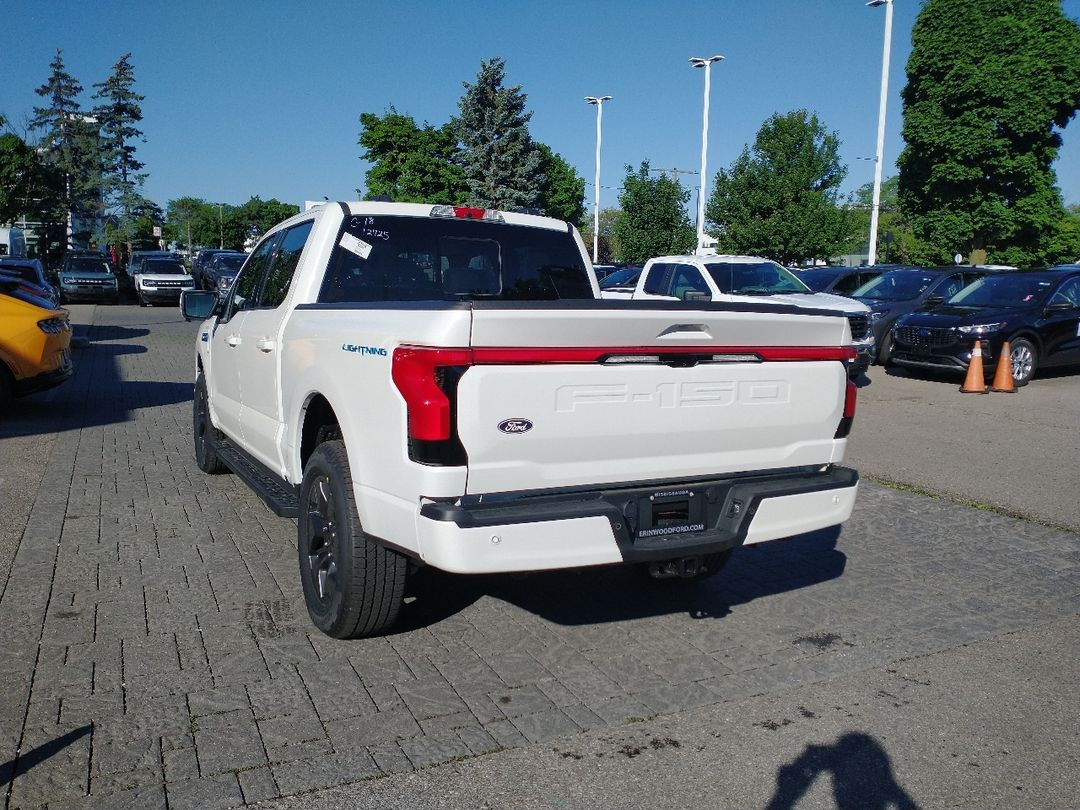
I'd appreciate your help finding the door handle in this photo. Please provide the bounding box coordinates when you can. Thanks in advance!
[255,338,275,353]
[226,335,241,347]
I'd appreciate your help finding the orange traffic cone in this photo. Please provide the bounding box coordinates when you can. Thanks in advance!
[990,340,1016,393]
[960,339,988,393]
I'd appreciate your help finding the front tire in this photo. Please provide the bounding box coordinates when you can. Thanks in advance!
[193,374,227,473]
[1009,337,1037,386]
[876,333,893,366]
[299,440,407,638]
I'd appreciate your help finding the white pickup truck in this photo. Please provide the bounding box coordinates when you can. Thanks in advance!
[183,202,860,638]
[600,254,874,376]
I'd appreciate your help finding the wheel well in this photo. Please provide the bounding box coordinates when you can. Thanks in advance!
[1008,331,1042,354]
[300,394,341,471]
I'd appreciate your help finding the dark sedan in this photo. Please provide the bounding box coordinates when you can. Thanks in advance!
[889,267,1080,386]
[852,266,996,364]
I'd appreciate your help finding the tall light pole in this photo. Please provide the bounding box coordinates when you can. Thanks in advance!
[584,95,612,263]
[690,55,724,253]
[867,0,895,266]
[217,203,224,249]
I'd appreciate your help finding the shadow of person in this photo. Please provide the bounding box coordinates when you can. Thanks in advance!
[766,732,920,810]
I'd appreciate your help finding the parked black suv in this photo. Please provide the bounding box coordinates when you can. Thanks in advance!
[890,266,1080,385]
[851,266,1000,364]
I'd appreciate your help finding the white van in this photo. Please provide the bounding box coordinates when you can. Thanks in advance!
[0,227,27,258]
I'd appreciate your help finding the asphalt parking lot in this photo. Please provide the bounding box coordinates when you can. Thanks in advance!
[0,304,1077,809]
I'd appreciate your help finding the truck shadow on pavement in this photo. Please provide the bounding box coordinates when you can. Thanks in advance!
[764,732,920,810]
[397,526,845,631]
[1,334,191,438]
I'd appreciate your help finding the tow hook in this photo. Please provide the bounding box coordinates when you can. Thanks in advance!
[648,557,703,579]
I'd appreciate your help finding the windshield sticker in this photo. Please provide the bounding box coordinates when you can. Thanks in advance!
[340,232,372,259]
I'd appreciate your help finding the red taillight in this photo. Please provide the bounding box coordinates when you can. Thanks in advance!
[835,379,858,439]
[391,347,473,441]
[844,379,858,419]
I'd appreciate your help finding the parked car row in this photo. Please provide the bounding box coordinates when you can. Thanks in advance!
[889,266,1080,386]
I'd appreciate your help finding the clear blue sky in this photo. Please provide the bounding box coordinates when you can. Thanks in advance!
[4,0,1079,216]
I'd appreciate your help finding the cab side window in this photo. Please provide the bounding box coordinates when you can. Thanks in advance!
[671,265,710,300]
[261,221,314,308]
[642,263,673,295]
[226,235,278,317]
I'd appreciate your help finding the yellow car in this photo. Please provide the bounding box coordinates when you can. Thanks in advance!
[0,282,74,412]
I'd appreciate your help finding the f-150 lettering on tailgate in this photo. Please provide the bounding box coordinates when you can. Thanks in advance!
[555,380,791,412]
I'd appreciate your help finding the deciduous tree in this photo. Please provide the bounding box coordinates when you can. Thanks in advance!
[706,109,852,265]
[897,0,1080,266]
[535,143,585,223]
[358,109,465,203]
[612,161,695,263]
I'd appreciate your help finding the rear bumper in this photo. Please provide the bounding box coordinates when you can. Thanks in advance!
[13,361,73,397]
[415,466,858,574]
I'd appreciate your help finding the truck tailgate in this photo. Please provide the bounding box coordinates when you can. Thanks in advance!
[457,304,853,494]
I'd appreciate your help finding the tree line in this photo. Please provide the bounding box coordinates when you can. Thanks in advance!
[0,50,298,266]
[4,1,1079,271]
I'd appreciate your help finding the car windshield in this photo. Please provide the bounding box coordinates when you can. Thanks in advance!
[599,266,643,288]
[853,271,938,301]
[215,255,245,271]
[948,274,1054,307]
[142,260,186,275]
[66,258,113,274]
[705,261,809,294]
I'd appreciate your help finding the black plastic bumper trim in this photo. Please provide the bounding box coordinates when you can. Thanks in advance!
[420,466,858,562]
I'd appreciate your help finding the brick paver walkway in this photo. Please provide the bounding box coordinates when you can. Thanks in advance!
[2,305,1078,809]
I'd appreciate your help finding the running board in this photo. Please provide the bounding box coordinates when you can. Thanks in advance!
[211,436,300,518]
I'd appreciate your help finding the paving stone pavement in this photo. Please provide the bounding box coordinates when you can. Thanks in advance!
[1,304,1078,809]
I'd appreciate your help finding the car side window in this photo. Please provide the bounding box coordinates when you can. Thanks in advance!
[671,265,710,300]
[261,221,314,309]
[642,263,673,295]
[226,235,278,318]
[1050,277,1080,308]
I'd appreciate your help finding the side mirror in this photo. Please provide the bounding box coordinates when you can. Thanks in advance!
[181,290,219,322]
[1045,300,1074,313]
[923,295,945,306]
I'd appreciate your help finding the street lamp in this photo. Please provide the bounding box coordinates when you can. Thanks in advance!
[867,0,895,266]
[689,55,724,253]
[217,203,224,249]
[584,95,612,264]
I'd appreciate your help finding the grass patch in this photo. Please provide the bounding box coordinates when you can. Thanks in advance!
[866,475,1078,536]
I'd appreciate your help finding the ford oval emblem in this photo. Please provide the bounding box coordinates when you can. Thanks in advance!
[498,419,533,435]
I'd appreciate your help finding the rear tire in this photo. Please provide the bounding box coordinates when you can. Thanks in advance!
[299,440,407,638]
[193,374,227,474]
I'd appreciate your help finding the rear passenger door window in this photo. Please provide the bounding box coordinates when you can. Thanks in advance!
[642,263,674,296]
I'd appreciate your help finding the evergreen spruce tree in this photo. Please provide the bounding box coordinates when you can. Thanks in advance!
[30,49,100,243]
[452,58,544,210]
[93,53,149,254]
